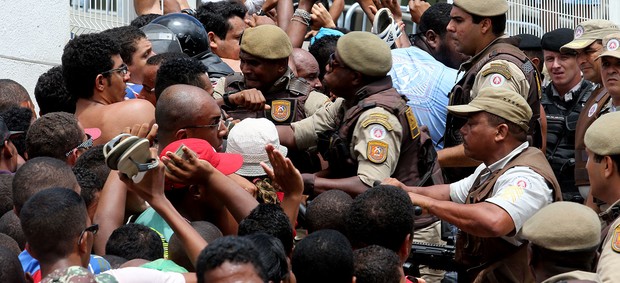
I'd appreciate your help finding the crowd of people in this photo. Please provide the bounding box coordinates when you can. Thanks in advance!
[1,0,620,282]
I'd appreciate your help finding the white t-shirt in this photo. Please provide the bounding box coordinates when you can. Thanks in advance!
[450,142,554,245]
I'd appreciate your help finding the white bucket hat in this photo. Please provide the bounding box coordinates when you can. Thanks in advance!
[225,118,288,177]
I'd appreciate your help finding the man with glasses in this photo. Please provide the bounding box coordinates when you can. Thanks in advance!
[560,20,620,205]
[0,117,22,174]
[540,28,596,202]
[63,33,156,146]
[25,112,99,166]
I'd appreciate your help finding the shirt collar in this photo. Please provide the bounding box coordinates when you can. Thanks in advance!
[551,79,584,102]
[486,142,529,172]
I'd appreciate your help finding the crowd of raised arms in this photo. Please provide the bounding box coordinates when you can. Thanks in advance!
[0,0,620,282]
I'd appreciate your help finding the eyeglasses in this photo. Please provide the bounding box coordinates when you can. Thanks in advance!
[101,64,129,76]
[1,130,24,145]
[77,223,99,245]
[328,53,348,70]
[182,114,225,131]
[65,133,94,157]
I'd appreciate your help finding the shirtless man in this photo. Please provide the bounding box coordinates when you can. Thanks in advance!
[62,33,156,145]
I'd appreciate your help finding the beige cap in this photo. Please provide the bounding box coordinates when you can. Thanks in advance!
[521,202,601,251]
[597,33,620,60]
[585,112,620,156]
[240,25,292,60]
[561,19,619,52]
[336,31,392,77]
[447,87,532,131]
[453,0,508,17]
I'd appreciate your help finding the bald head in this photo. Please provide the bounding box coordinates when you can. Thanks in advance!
[155,84,222,150]
[292,48,323,92]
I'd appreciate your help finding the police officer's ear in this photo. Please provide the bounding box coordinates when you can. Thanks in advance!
[494,123,510,142]
[479,18,494,35]
[351,71,364,87]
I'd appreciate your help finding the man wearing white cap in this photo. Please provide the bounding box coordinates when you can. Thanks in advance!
[440,0,543,183]
[388,87,561,282]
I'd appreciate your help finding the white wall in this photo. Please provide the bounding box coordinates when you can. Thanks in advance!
[0,0,69,113]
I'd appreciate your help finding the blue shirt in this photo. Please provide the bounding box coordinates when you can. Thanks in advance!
[388,47,459,150]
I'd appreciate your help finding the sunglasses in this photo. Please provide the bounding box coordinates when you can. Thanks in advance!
[65,133,93,157]
[101,64,129,76]
[77,223,99,245]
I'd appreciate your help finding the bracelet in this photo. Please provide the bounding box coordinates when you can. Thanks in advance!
[291,16,310,26]
[222,92,237,110]
[293,8,312,23]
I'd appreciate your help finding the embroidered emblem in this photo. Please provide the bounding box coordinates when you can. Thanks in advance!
[516,179,528,189]
[361,113,393,130]
[612,225,620,253]
[481,63,513,80]
[588,103,598,118]
[367,140,388,164]
[271,100,291,122]
[575,25,584,39]
[607,38,619,51]
[369,125,387,140]
[489,74,506,87]
[405,107,420,140]
[497,185,525,203]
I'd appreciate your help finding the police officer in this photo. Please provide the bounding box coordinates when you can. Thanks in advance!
[440,0,543,182]
[584,44,620,283]
[560,20,619,202]
[389,88,561,282]
[213,25,328,125]
[521,202,601,283]
[541,28,595,202]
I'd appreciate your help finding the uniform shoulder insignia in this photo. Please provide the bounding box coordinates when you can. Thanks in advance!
[361,113,393,131]
[405,107,420,140]
[367,140,388,164]
[612,224,620,253]
[268,99,295,123]
[480,63,513,80]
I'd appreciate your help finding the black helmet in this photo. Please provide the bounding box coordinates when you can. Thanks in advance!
[150,13,210,57]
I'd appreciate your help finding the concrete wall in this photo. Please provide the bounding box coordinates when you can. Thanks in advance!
[0,0,69,113]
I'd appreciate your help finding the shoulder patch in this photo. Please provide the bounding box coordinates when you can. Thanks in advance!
[481,63,513,80]
[369,125,387,140]
[405,107,420,140]
[489,74,506,87]
[367,140,388,164]
[270,100,292,122]
[496,185,525,203]
[361,113,393,130]
[612,225,620,253]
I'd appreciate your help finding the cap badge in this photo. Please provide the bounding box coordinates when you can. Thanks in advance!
[574,26,584,39]
[607,39,619,51]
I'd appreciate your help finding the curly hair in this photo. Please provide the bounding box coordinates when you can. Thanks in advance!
[196,1,247,39]
[100,26,147,65]
[154,57,208,99]
[0,106,32,156]
[308,34,340,80]
[196,236,268,283]
[62,33,120,100]
[35,66,75,115]
[0,79,30,110]
[25,112,83,161]
[130,13,161,28]
[105,224,164,261]
[353,245,402,283]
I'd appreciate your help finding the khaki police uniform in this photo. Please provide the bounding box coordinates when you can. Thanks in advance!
[597,199,620,283]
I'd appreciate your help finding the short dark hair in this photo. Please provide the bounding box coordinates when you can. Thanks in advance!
[471,14,507,37]
[309,34,340,80]
[418,3,452,37]
[73,167,104,209]
[593,153,620,174]
[0,247,26,283]
[74,145,110,184]
[62,33,120,99]
[0,106,32,157]
[0,79,30,110]
[237,204,294,256]
[196,236,268,283]
[130,13,161,28]
[154,57,208,99]
[353,245,402,283]
[34,66,75,115]
[529,243,598,273]
[292,229,354,283]
[20,188,87,263]
[306,189,352,234]
[168,221,223,271]
[25,112,83,161]
[0,233,20,256]
[100,26,147,65]
[485,112,527,142]
[146,52,189,66]
[0,211,26,250]
[12,157,79,215]
[244,233,289,282]
[105,224,164,261]
[0,175,14,217]
[196,1,247,39]
[346,185,415,252]
[102,254,128,269]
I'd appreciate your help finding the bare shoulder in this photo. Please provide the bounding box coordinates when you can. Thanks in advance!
[107,99,156,124]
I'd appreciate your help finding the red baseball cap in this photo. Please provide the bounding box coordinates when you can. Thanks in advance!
[160,138,243,175]
[84,128,101,140]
